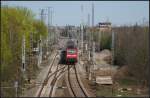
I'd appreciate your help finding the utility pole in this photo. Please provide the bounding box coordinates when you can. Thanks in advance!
[92,3,95,63]
[48,7,51,44]
[47,7,53,55]
[38,35,42,68]
[81,5,84,55]
[98,31,101,52]
[55,24,59,43]
[51,8,54,44]
[92,42,95,63]
[91,3,95,61]
[87,3,95,80]
[14,81,18,97]
[88,13,90,27]
[87,13,90,60]
[28,32,33,81]
[22,35,25,72]
[111,32,115,65]
[40,9,46,22]
[92,3,94,28]
[22,34,26,79]
[91,3,96,83]
[46,7,50,56]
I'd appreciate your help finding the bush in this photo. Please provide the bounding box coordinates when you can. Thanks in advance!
[93,31,112,51]
[113,24,149,85]
[100,31,112,50]
[1,6,48,97]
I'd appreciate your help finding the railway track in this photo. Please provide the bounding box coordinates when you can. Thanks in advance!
[36,53,88,97]
[49,64,67,97]
[37,53,57,97]
[67,65,88,97]
[36,53,67,97]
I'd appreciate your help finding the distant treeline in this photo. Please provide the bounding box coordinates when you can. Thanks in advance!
[113,24,149,85]
[1,6,48,96]
[92,23,149,85]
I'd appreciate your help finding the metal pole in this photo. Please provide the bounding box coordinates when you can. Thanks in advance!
[50,8,53,44]
[40,9,45,22]
[111,32,115,65]
[37,40,40,68]
[55,24,57,44]
[49,7,51,43]
[14,81,18,97]
[91,2,95,58]
[22,35,26,72]
[88,13,90,27]
[92,3,96,83]
[37,35,42,68]
[81,5,84,54]
[93,42,95,63]
[99,31,101,52]
[92,3,94,27]
[40,35,42,66]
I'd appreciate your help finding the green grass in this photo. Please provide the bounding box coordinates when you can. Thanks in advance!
[96,85,115,97]
[96,84,140,97]
[96,77,145,97]
[95,59,107,65]
[117,78,138,86]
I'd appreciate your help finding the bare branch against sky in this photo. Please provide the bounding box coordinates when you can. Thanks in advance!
[1,1,149,26]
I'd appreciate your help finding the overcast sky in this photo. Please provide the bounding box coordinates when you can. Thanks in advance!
[2,1,149,26]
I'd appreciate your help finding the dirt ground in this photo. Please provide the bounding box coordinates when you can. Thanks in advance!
[95,49,149,97]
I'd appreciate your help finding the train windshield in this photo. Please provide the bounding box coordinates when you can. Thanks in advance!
[67,49,76,54]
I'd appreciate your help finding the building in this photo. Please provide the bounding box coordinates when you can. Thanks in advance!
[98,22,112,32]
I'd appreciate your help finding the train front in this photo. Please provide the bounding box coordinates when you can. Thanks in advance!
[66,48,78,64]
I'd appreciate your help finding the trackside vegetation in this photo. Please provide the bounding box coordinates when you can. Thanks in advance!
[1,6,48,97]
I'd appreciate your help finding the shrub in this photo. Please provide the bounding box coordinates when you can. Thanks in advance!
[1,6,48,97]
[113,24,149,85]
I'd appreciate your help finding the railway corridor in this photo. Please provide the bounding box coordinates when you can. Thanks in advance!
[21,38,96,97]
[35,50,67,97]
[35,61,92,97]
[65,65,89,97]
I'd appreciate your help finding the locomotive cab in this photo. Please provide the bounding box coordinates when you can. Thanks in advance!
[66,48,77,64]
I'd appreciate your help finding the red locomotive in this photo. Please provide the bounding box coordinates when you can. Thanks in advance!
[66,40,78,64]
[66,48,78,64]
[59,40,78,65]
